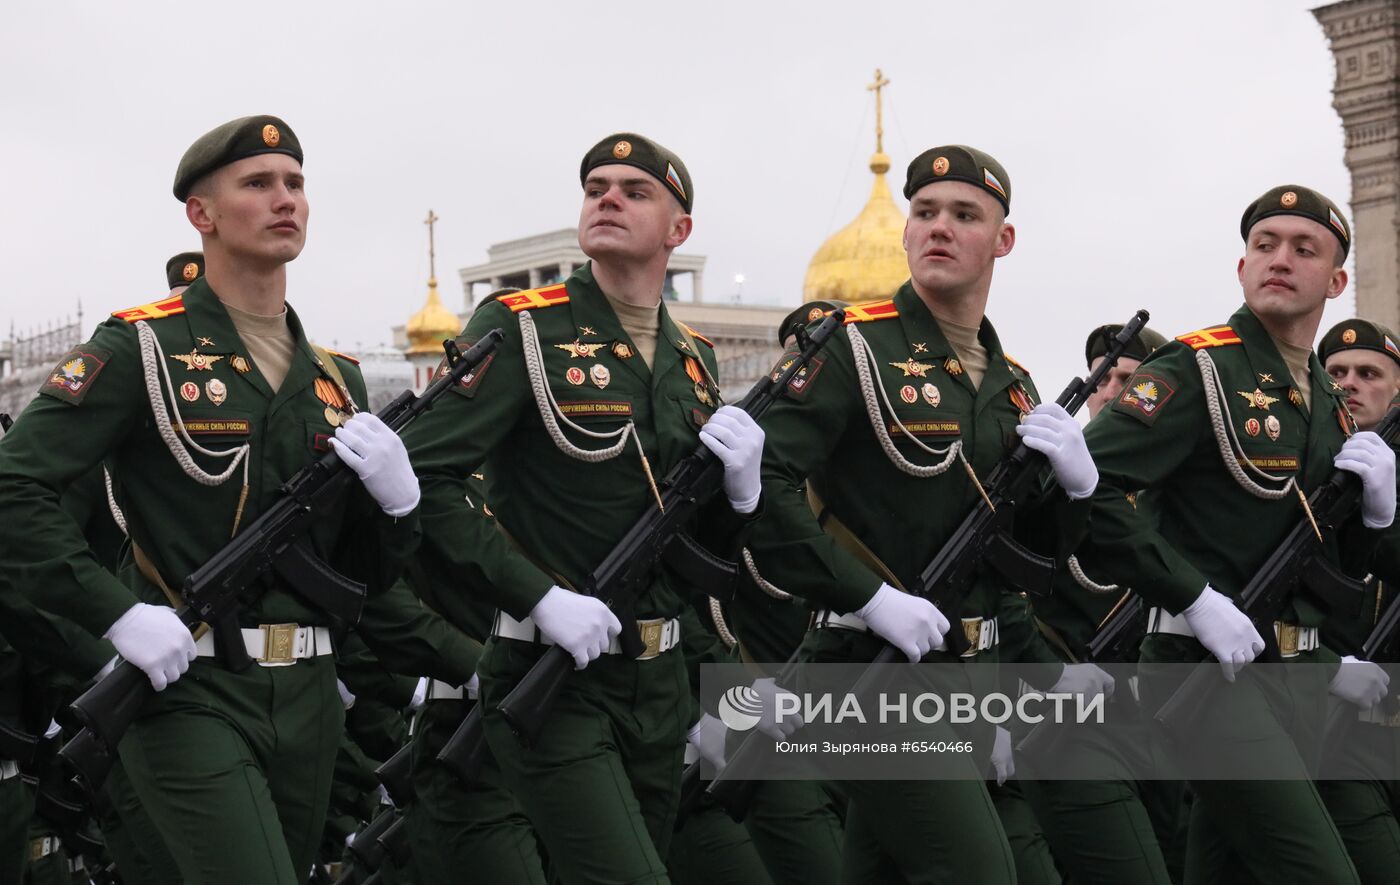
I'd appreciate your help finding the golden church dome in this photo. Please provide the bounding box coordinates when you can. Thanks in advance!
[406,277,461,354]
[802,153,908,302]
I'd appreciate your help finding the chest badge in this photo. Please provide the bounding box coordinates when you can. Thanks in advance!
[1289,388,1304,407]
[1238,388,1280,411]
[612,342,634,360]
[556,340,608,359]
[590,364,611,389]
[197,337,215,348]
[695,382,715,406]
[579,326,597,337]
[206,378,228,406]
[1265,415,1281,441]
[231,355,252,374]
[912,342,929,354]
[180,381,200,402]
[170,351,223,372]
[1245,418,1261,437]
[889,358,934,378]
[944,357,964,376]
[900,384,918,404]
[566,366,586,386]
[922,383,941,407]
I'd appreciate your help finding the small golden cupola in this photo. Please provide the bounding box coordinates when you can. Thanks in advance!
[802,69,909,302]
[406,209,462,355]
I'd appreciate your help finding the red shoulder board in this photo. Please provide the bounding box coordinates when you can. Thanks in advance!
[496,284,570,313]
[1004,354,1030,375]
[1176,325,1241,350]
[111,294,186,323]
[679,323,715,348]
[842,299,898,324]
[325,348,360,366]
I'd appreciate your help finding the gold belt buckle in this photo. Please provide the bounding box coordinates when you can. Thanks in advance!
[261,623,300,664]
[636,619,665,660]
[960,617,983,658]
[1274,621,1300,658]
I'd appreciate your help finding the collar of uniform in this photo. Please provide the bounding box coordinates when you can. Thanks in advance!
[564,263,651,385]
[183,279,276,400]
[892,283,1019,406]
[269,301,330,413]
[1230,305,1310,407]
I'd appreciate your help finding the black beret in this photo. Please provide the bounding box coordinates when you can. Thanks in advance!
[174,115,303,201]
[165,252,204,290]
[580,133,692,213]
[1084,323,1167,370]
[779,299,848,345]
[1240,184,1350,260]
[1318,318,1400,368]
[904,145,1011,215]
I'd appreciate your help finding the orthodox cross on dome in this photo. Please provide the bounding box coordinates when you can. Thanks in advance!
[866,68,890,155]
[424,209,439,282]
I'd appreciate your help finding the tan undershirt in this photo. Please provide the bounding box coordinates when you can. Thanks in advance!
[937,315,989,390]
[603,293,661,370]
[1272,336,1313,412]
[224,302,295,393]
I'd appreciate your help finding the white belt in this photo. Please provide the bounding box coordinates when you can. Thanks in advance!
[492,612,681,660]
[0,759,18,780]
[814,611,999,656]
[1357,704,1400,727]
[1147,608,1317,658]
[193,624,333,667]
[425,678,465,701]
[29,835,60,861]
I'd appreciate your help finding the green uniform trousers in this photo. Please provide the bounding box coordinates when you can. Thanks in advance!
[118,656,342,885]
[743,779,845,885]
[94,758,182,884]
[1141,637,1359,885]
[668,787,773,885]
[481,638,689,885]
[1317,719,1400,885]
[989,778,1062,885]
[2,776,29,885]
[407,697,547,884]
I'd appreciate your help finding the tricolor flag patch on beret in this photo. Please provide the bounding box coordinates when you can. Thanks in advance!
[1386,336,1400,360]
[1329,207,1348,241]
[982,168,1007,200]
[666,163,686,200]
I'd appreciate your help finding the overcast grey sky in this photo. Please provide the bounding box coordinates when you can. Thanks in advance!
[1,0,1354,389]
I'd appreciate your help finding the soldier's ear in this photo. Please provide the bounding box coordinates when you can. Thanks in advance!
[993,222,1015,259]
[186,194,215,236]
[1326,267,1348,301]
[665,213,693,250]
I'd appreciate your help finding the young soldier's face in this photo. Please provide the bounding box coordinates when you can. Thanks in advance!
[1086,355,1143,418]
[903,182,1013,297]
[1326,350,1400,431]
[188,154,307,267]
[578,165,690,263]
[1237,216,1346,323]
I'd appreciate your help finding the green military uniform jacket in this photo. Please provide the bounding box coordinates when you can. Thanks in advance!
[749,282,1086,621]
[0,279,417,638]
[1083,304,1373,633]
[403,263,752,631]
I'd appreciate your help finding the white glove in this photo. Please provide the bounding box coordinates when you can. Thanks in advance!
[687,712,729,768]
[1181,586,1264,682]
[1050,662,1116,702]
[407,677,426,710]
[529,585,622,670]
[466,672,480,700]
[330,413,420,517]
[752,677,804,740]
[338,678,359,710]
[1330,655,1390,709]
[1015,402,1098,500]
[1334,432,1397,529]
[990,726,1015,786]
[103,602,197,691]
[698,406,764,514]
[856,583,950,663]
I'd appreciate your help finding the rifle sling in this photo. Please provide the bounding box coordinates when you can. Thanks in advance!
[129,540,210,641]
[806,486,907,593]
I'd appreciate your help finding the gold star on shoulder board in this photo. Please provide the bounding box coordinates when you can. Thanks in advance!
[197,336,215,347]
[889,358,934,378]
[170,351,224,372]
[1237,388,1280,411]
[555,340,607,359]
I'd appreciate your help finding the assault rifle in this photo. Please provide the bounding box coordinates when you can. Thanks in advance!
[436,310,847,781]
[1321,589,1400,754]
[1154,404,1400,732]
[707,309,1150,815]
[57,331,504,791]
[0,413,11,433]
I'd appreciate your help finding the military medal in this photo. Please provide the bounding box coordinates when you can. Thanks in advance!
[590,364,611,389]
[170,351,223,372]
[1238,388,1279,411]
[324,406,342,427]
[231,355,252,374]
[206,378,227,406]
[556,340,608,359]
[566,366,585,385]
[944,357,963,376]
[922,383,940,407]
[1245,418,1261,437]
[180,381,200,402]
[900,384,918,404]
[1264,415,1281,441]
[1289,388,1303,407]
[1009,385,1035,418]
[889,358,934,378]
[314,377,347,409]
[694,382,714,406]
[612,342,634,360]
